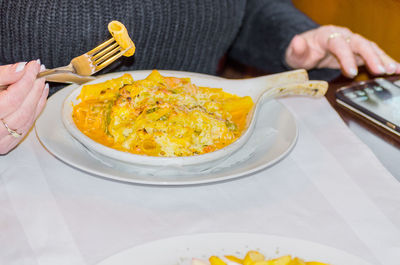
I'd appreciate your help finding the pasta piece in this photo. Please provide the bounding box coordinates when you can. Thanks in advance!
[78,73,133,101]
[108,20,136,56]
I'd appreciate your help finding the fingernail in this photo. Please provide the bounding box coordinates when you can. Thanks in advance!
[44,83,49,91]
[36,59,41,65]
[378,65,386,74]
[387,63,396,74]
[15,62,27,72]
[40,64,46,72]
[349,68,358,77]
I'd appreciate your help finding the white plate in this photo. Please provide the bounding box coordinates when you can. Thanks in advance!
[35,71,297,185]
[96,233,373,265]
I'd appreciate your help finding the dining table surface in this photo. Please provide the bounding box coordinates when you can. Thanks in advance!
[1,66,400,265]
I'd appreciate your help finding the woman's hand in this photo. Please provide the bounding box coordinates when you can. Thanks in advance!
[0,60,48,154]
[285,25,400,78]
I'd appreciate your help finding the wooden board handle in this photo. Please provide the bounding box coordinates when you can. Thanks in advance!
[262,80,328,99]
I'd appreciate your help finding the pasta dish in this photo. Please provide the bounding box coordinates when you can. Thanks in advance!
[72,70,254,157]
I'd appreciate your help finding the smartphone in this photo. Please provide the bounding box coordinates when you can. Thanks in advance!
[335,77,400,137]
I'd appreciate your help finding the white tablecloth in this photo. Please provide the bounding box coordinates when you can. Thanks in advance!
[1,97,400,265]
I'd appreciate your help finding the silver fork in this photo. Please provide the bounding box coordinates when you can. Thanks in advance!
[0,38,132,91]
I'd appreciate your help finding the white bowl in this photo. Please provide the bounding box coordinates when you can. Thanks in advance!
[62,70,304,175]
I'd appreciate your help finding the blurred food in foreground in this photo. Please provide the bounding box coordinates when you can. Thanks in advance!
[192,250,330,265]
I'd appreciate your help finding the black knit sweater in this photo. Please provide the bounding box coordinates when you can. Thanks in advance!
[0,0,338,95]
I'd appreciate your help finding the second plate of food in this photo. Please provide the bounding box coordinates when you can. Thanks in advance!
[96,233,373,265]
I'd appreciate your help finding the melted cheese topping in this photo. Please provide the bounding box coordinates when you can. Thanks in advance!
[72,70,254,157]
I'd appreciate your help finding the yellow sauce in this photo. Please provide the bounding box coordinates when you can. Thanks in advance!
[72,70,254,157]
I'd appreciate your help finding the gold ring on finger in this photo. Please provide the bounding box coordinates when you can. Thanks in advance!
[328,32,342,41]
[1,119,22,138]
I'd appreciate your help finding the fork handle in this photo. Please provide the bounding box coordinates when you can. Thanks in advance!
[0,64,75,91]
[37,64,74,78]
[44,72,96,85]
[0,66,94,91]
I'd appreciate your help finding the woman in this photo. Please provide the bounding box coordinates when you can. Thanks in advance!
[0,0,398,154]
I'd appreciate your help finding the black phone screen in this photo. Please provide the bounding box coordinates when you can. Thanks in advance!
[336,78,400,135]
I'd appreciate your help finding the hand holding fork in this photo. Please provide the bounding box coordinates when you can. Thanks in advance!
[0,21,134,154]
[0,20,135,91]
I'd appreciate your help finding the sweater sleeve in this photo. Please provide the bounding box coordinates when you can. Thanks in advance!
[228,0,340,81]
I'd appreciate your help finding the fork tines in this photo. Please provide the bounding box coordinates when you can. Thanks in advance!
[87,38,130,72]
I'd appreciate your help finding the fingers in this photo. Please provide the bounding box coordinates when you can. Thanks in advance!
[6,77,46,129]
[0,79,45,139]
[308,25,400,78]
[0,62,27,85]
[369,41,400,74]
[285,35,312,69]
[0,79,47,154]
[327,34,358,78]
[0,81,47,154]
[34,83,49,119]
[0,59,48,155]
[0,135,21,154]
[0,60,41,118]
[0,115,35,153]
[349,34,386,75]
[285,25,364,76]
[349,34,400,75]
